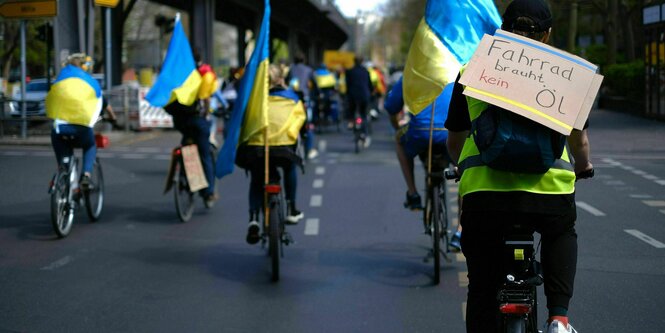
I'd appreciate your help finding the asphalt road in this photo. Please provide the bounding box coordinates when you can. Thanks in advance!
[0,108,663,332]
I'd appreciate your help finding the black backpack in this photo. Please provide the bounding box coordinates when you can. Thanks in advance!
[469,105,567,174]
[163,100,200,117]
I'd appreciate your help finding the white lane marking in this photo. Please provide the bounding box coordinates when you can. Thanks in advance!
[315,166,325,175]
[304,218,320,235]
[604,180,625,186]
[602,158,621,166]
[624,230,665,248]
[620,165,635,171]
[97,152,117,158]
[643,174,659,180]
[119,153,147,159]
[41,255,73,270]
[135,147,162,153]
[576,201,606,216]
[630,194,653,199]
[318,140,327,152]
[632,170,647,176]
[660,209,665,215]
[31,151,52,157]
[313,179,324,189]
[310,195,322,207]
[656,180,665,186]
[642,200,665,207]
[4,151,27,156]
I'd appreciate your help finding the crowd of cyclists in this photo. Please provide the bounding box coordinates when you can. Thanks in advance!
[44,1,592,332]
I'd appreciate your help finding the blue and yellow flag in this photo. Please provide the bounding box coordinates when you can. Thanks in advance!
[245,90,306,146]
[403,0,501,115]
[216,0,271,178]
[145,15,201,107]
[46,64,102,127]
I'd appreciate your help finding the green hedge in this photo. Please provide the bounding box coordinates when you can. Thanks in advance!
[603,61,644,100]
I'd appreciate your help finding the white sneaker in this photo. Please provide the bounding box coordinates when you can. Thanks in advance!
[547,320,578,333]
[363,136,372,148]
[308,149,319,159]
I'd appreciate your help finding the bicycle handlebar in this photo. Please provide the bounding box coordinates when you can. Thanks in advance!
[575,168,594,181]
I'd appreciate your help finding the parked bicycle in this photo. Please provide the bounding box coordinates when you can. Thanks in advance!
[261,169,294,282]
[49,135,106,238]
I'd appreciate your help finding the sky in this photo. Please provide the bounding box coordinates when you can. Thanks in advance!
[335,0,387,18]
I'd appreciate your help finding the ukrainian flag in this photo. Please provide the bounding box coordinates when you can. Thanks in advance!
[197,63,218,101]
[45,64,103,127]
[216,0,271,178]
[403,0,501,115]
[145,15,201,107]
[245,90,306,146]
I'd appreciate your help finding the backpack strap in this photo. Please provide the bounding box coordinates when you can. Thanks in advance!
[459,154,573,174]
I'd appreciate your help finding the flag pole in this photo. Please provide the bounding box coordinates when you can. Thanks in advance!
[264,126,270,228]
[426,98,436,223]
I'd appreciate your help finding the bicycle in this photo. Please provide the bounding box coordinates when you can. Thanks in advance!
[496,168,594,333]
[168,141,217,222]
[418,150,454,284]
[261,169,294,282]
[352,115,368,154]
[49,135,106,238]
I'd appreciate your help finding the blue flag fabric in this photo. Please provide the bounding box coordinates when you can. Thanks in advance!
[145,16,201,107]
[403,0,501,115]
[216,0,271,178]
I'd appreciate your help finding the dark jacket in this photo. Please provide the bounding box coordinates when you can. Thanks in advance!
[345,64,373,103]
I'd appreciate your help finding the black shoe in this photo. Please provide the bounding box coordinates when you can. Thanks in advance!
[246,221,260,244]
[403,192,423,211]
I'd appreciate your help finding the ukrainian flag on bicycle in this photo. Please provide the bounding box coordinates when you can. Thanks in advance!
[145,14,201,108]
[45,64,103,127]
[216,0,271,178]
[403,0,501,115]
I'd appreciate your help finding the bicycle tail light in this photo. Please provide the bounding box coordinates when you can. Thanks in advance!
[499,303,532,315]
[174,148,182,156]
[355,117,362,125]
[95,134,109,148]
[265,184,281,194]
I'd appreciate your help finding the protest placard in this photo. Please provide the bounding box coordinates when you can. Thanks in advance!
[459,29,603,135]
[181,144,209,192]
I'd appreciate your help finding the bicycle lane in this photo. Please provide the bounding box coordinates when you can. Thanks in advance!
[263,117,469,332]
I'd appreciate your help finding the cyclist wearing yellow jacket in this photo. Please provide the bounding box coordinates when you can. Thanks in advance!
[445,1,592,332]
[235,64,306,244]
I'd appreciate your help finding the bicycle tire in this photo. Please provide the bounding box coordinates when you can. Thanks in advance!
[51,172,73,238]
[527,287,538,332]
[439,181,449,252]
[268,195,281,281]
[504,316,526,333]
[354,135,361,154]
[174,160,194,222]
[84,158,104,221]
[431,184,441,285]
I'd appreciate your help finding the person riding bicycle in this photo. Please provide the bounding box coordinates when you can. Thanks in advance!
[311,63,338,127]
[235,64,306,244]
[46,53,103,189]
[384,77,461,251]
[166,50,218,208]
[345,56,374,147]
[445,1,593,332]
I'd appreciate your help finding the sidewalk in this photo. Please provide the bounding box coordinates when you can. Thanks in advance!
[0,129,166,147]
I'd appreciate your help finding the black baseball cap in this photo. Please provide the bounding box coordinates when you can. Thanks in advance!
[502,0,552,33]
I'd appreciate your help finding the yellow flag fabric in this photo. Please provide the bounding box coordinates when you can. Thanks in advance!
[197,66,218,100]
[239,58,270,144]
[246,93,305,146]
[168,70,202,106]
[403,19,461,115]
[46,65,103,127]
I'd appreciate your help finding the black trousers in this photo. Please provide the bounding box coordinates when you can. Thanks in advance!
[461,209,577,333]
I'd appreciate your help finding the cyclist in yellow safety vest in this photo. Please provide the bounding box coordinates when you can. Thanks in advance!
[445,1,593,332]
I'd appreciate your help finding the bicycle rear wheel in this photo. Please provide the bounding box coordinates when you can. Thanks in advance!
[84,158,104,221]
[504,316,526,333]
[430,185,441,284]
[268,196,281,281]
[174,160,194,222]
[51,172,73,238]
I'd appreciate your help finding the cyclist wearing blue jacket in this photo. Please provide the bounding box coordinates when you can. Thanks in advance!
[385,77,452,210]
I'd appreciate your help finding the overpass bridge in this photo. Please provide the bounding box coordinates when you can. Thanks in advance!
[55,0,350,86]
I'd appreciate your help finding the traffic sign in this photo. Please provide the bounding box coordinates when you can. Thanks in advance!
[95,0,120,8]
[0,0,57,19]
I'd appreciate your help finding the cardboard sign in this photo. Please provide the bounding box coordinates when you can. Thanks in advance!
[164,145,208,194]
[459,30,604,135]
